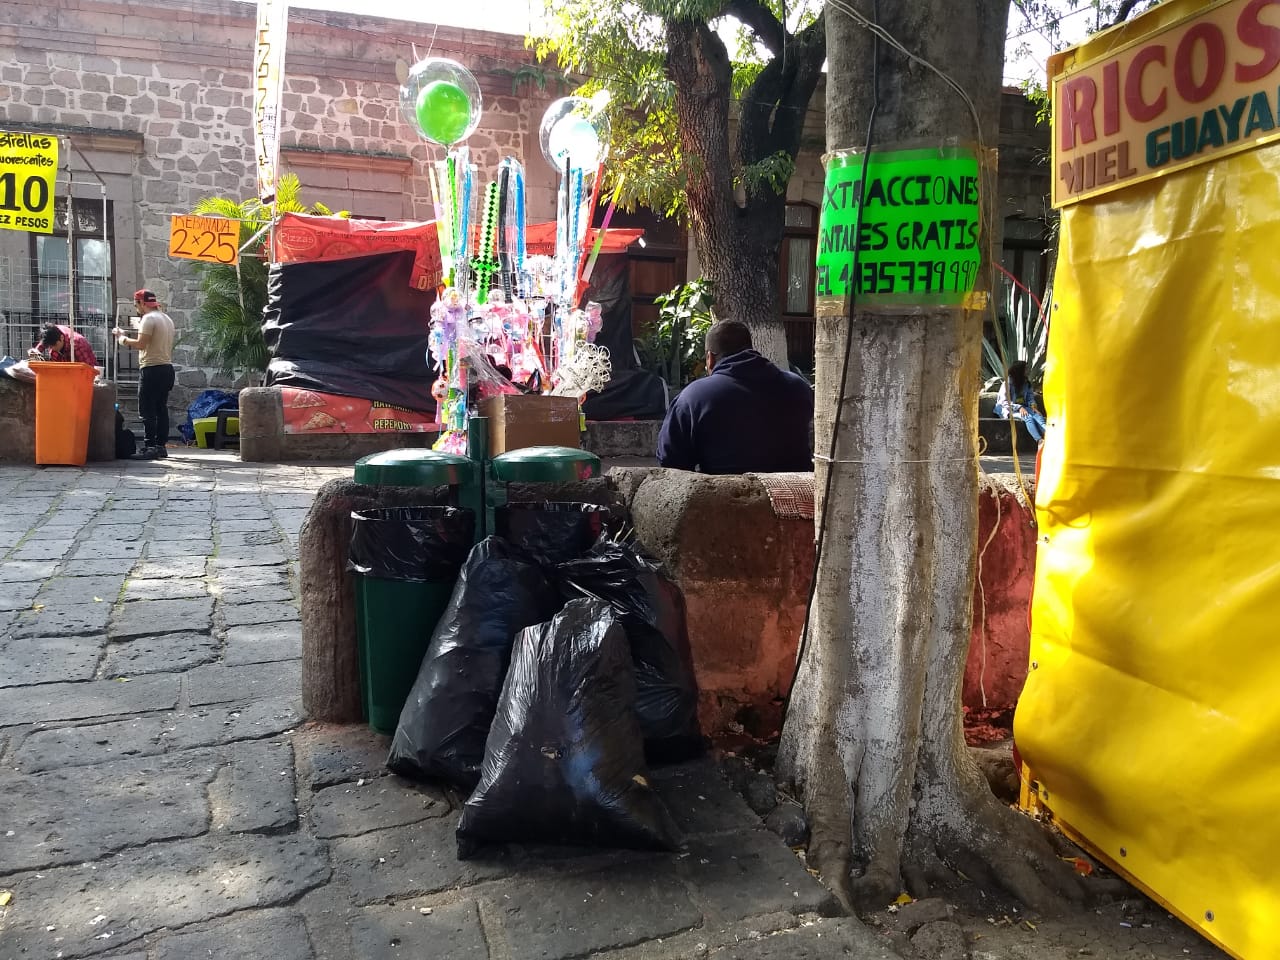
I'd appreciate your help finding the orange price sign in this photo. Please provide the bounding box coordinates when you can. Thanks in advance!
[167,214,238,265]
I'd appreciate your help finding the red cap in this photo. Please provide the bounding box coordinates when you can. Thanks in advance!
[134,289,158,304]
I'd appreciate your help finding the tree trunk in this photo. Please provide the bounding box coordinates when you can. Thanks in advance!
[777,0,1078,913]
[665,18,790,367]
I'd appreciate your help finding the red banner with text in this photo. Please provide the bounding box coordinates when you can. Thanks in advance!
[281,387,439,435]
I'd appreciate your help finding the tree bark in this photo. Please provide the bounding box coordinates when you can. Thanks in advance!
[778,0,1079,913]
[664,11,824,370]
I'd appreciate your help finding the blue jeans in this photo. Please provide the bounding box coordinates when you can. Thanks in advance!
[995,404,1046,443]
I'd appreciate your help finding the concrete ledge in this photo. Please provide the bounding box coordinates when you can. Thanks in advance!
[239,386,441,463]
[0,377,118,464]
[613,469,813,733]
[585,419,662,458]
[610,468,1036,733]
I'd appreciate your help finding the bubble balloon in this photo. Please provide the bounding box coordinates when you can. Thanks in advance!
[400,58,482,146]
[539,96,610,169]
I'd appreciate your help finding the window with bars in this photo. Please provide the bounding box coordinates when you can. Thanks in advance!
[30,198,114,324]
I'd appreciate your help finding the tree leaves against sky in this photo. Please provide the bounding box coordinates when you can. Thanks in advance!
[530,0,822,220]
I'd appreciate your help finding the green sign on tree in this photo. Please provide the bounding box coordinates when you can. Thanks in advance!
[817,145,983,309]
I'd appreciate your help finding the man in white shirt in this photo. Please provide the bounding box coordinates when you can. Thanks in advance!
[114,288,176,460]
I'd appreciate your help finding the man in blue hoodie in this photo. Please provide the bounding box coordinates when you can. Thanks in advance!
[657,319,814,474]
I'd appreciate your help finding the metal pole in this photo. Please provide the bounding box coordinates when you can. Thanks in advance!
[65,141,76,364]
[101,183,107,378]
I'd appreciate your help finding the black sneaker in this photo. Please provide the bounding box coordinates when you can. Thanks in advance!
[132,446,160,460]
[152,445,168,459]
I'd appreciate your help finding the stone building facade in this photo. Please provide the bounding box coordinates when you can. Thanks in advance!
[0,0,1051,424]
[0,0,567,427]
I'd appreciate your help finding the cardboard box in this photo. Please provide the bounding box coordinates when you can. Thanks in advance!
[478,395,581,455]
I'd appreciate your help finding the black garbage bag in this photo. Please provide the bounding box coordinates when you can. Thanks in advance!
[558,541,702,762]
[456,598,683,857]
[348,506,475,582]
[493,501,607,563]
[387,537,559,789]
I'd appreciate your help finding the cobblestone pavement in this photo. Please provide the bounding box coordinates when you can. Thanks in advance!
[0,455,884,960]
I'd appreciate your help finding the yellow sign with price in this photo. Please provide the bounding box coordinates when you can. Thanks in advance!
[168,214,239,265]
[0,131,58,234]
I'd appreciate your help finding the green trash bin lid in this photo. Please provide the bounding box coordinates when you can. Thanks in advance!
[354,448,472,487]
[491,446,601,483]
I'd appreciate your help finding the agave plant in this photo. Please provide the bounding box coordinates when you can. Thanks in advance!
[190,174,343,378]
[982,271,1051,390]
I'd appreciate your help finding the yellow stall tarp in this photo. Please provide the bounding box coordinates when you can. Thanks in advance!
[1017,3,1280,958]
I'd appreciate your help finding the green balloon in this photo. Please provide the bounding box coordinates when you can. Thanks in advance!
[416,80,471,145]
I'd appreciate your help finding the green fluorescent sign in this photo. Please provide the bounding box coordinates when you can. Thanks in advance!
[817,146,982,308]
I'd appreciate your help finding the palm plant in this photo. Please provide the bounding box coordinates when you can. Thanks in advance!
[636,278,716,389]
[982,271,1051,391]
[190,174,342,378]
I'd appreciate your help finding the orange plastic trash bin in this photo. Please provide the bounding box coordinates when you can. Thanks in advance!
[31,361,97,466]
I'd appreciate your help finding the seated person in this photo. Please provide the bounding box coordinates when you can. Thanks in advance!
[994,359,1047,444]
[657,319,814,474]
[29,322,100,369]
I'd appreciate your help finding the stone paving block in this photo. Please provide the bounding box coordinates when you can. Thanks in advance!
[222,600,300,627]
[679,830,837,921]
[213,564,291,588]
[217,544,291,564]
[109,596,213,639]
[131,556,208,579]
[97,509,156,525]
[149,522,215,540]
[274,507,313,530]
[215,509,273,522]
[297,724,392,789]
[273,494,320,511]
[10,539,77,561]
[188,658,301,705]
[218,518,281,532]
[220,582,295,604]
[651,762,765,838]
[0,559,58,582]
[209,739,298,833]
[495,860,703,960]
[145,539,215,558]
[62,557,143,577]
[36,574,127,605]
[0,634,104,687]
[352,899,488,960]
[87,522,145,542]
[0,752,213,871]
[0,673,181,727]
[0,579,40,611]
[151,908,314,960]
[707,918,897,959]
[329,819,512,903]
[122,576,210,601]
[100,630,221,677]
[10,601,112,638]
[15,697,302,772]
[219,529,285,547]
[0,833,331,958]
[309,777,449,839]
[71,539,145,561]
[223,620,302,665]
[210,555,290,573]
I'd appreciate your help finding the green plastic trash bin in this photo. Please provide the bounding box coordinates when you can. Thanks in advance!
[348,505,475,735]
[486,446,602,536]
